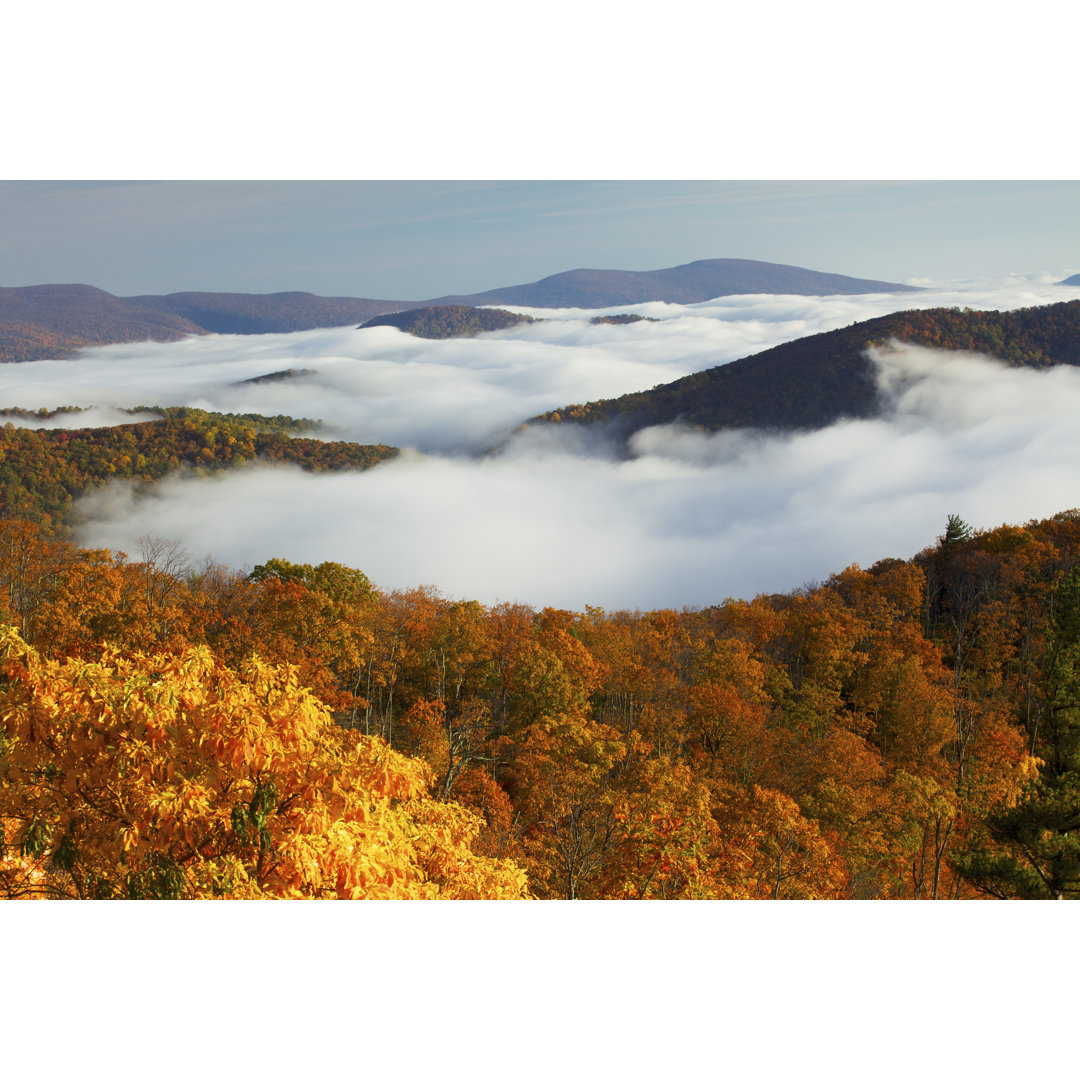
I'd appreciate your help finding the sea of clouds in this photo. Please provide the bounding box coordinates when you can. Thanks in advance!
[4,276,1080,610]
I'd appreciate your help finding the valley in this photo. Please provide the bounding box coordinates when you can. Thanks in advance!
[3,244,1080,903]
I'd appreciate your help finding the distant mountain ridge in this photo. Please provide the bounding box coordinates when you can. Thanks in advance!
[525,300,1080,440]
[429,258,920,309]
[0,285,204,363]
[0,258,919,362]
[124,291,406,335]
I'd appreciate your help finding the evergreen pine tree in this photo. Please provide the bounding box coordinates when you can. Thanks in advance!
[941,513,974,546]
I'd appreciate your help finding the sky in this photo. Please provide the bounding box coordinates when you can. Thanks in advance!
[1,180,1078,298]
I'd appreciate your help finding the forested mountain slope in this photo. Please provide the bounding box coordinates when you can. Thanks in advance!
[0,407,398,532]
[360,305,538,338]
[527,300,1080,437]
[4,507,1080,899]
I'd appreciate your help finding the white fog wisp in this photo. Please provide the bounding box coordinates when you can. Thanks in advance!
[0,406,162,429]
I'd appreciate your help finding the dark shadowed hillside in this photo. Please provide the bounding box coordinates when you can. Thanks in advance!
[360,305,537,338]
[430,258,920,309]
[235,368,316,386]
[526,300,1080,438]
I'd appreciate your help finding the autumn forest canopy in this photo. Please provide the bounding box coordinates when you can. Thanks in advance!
[4,291,1080,898]
[5,506,1080,899]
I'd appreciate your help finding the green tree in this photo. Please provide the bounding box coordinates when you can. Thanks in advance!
[941,514,973,546]
[951,567,1080,898]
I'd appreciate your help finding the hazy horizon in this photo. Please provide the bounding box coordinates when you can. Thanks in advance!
[2,181,1078,299]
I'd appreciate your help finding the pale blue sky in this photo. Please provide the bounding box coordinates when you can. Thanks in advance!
[1,181,1077,299]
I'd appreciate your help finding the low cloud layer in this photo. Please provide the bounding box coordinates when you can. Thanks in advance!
[75,340,1080,610]
[0,278,1075,456]
[4,277,1080,609]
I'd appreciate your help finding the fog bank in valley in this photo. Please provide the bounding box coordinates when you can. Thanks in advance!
[75,339,1080,611]
[2,276,1078,608]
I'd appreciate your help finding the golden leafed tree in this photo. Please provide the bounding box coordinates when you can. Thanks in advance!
[0,628,526,900]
